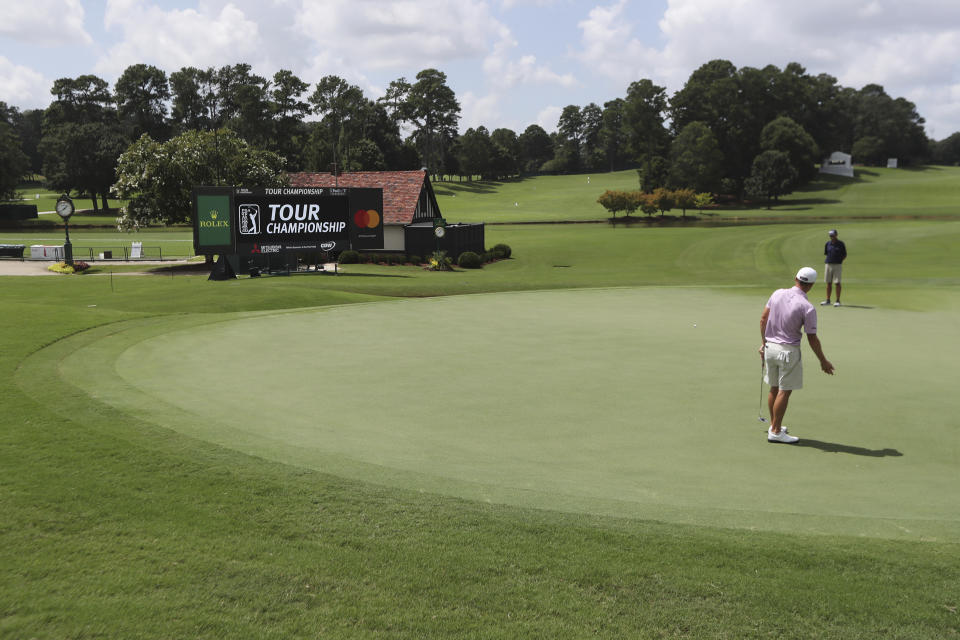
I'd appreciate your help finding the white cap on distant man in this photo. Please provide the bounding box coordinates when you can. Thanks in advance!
[796,267,818,284]
[828,229,838,236]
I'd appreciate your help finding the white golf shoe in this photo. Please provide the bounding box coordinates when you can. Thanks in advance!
[767,427,799,444]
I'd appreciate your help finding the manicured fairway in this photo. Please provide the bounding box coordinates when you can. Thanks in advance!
[436,166,960,222]
[39,286,960,541]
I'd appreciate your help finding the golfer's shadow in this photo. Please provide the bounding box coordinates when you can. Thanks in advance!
[795,439,903,457]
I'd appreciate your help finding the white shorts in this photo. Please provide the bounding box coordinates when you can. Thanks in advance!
[825,263,842,284]
[764,342,803,390]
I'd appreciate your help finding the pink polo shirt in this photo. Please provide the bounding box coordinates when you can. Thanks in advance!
[764,286,817,346]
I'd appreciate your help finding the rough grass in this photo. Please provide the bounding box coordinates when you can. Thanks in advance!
[1,173,959,638]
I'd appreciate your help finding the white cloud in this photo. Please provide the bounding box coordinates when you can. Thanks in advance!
[500,0,560,8]
[460,91,503,131]
[483,28,576,91]
[293,0,502,71]
[95,0,263,76]
[536,105,563,133]
[0,0,91,45]
[571,0,960,136]
[655,0,960,88]
[575,0,666,89]
[0,57,50,109]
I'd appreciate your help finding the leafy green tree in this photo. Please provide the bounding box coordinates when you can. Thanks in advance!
[2,103,43,175]
[670,60,747,185]
[806,73,855,155]
[555,105,584,172]
[170,66,220,131]
[598,98,627,172]
[637,154,668,192]
[744,150,798,207]
[270,69,311,170]
[760,116,819,183]
[932,131,960,165]
[16,109,45,174]
[215,64,271,147]
[672,188,696,218]
[638,192,658,217]
[580,102,603,170]
[45,75,113,126]
[596,190,630,218]
[390,69,460,178]
[622,79,670,167]
[40,122,128,211]
[853,84,928,165]
[114,64,170,141]
[112,129,286,229]
[349,138,386,171]
[0,121,29,200]
[694,192,715,214]
[309,75,366,170]
[517,124,553,174]
[668,121,724,192]
[455,126,493,179]
[650,187,675,217]
[360,101,413,170]
[41,75,128,210]
[490,128,520,177]
[851,135,886,166]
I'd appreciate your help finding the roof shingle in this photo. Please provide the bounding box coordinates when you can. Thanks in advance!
[289,171,427,225]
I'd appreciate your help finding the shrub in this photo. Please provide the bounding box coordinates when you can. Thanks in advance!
[492,243,512,259]
[339,250,360,264]
[428,250,453,271]
[458,251,482,269]
[406,254,422,265]
[47,261,88,274]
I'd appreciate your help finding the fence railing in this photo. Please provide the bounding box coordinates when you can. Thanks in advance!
[74,246,164,261]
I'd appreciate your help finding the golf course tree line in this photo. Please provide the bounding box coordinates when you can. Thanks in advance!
[2,57,958,217]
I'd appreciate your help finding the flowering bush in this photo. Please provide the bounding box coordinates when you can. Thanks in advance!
[48,261,90,274]
[427,250,453,271]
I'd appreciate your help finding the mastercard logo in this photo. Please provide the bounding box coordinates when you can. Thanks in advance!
[353,209,381,229]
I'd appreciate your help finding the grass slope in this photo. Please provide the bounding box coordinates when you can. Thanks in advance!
[436,166,960,223]
[1,171,959,637]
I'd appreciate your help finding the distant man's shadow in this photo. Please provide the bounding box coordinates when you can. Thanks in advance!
[795,439,903,457]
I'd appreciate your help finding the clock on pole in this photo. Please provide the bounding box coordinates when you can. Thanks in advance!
[55,195,75,266]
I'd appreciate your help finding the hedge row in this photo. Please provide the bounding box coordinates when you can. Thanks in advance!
[339,243,512,269]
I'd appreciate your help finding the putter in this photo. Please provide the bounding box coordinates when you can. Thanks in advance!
[758,357,768,424]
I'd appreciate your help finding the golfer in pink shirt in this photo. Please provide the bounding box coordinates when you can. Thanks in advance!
[759,267,835,443]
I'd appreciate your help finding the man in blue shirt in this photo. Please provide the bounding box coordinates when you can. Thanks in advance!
[821,229,847,307]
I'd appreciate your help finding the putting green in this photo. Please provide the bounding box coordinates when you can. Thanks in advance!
[44,288,960,541]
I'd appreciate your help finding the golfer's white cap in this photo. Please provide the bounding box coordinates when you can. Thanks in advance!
[796,267,818,284]
[828,229,838,236]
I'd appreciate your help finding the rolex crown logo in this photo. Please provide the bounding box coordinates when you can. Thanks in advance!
[210,210,218,219]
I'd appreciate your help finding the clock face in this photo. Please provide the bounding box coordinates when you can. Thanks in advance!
[56,198,74,219]
[434,226,446,238]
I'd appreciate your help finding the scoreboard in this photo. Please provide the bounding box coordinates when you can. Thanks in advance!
[193,186,384,259]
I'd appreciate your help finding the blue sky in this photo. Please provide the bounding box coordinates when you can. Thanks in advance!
[2,0,960,140]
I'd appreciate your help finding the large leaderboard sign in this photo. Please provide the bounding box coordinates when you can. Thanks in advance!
[193,186,384,260]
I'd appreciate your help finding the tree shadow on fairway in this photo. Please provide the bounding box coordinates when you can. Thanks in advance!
[794,439,903,457]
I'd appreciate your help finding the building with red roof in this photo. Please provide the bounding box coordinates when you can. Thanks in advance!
[289,170,483,258]
[289,170,440,251]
